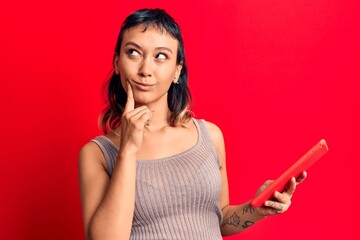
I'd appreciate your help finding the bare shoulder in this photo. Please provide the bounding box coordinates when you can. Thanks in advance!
[79,141,102,161]
[204,121,224,146]
[78,141,106,170]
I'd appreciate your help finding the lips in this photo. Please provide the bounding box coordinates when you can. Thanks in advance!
[132,80,156,91]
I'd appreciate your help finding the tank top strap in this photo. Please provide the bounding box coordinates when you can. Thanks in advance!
[194,119,221,167]
[91,136,118,177]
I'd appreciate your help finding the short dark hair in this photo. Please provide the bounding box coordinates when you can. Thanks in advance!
[100,8,192,134]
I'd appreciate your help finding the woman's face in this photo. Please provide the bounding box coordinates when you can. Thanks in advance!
[114,24,182,107]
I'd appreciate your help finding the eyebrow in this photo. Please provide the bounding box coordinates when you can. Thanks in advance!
[125,42,173,54]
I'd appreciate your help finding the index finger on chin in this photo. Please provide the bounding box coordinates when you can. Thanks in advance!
[124,81,135,113]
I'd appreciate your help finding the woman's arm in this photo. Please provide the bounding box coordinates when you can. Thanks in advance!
[219,175,306,236]
[206,121,306,236]
[79,82,151,240]
[206,121,258,235]
[79,143,137,240]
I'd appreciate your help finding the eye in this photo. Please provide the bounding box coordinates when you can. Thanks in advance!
[127,49,141,57]
[156,53,167,60]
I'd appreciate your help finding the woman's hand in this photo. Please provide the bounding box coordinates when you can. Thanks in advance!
[254,171,307,217]
[119,81,152,155]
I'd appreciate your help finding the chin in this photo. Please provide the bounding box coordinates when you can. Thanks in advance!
[133,95,152,105]
[133,91,167,106]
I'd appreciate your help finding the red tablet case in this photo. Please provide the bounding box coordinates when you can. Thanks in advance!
[249,139,329,207]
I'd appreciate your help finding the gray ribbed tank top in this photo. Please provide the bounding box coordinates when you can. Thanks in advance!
[91,119,223,239]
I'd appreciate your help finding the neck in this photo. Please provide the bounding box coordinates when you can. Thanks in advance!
[147,108,171,132]
[136,95,171,132]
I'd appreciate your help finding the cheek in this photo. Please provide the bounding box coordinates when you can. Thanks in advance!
[157,66,177,81]
[118,69,126,90]
[118,58,134,82]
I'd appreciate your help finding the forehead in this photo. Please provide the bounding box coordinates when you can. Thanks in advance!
[121,24,178,50]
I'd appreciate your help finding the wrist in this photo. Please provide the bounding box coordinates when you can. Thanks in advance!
[118,148,137,161]
[245,201,267,221]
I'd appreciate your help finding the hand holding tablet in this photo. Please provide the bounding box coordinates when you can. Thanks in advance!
[250,139,329,207]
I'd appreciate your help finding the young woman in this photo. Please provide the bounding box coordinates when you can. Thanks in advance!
[78,8,306,240]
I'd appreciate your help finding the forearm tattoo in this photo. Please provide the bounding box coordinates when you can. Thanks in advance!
[220,206,255,229]
[242,203,255,215]
[220,212,241,228]
[242,220,254,228]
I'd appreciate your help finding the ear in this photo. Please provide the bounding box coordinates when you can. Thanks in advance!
[173,61,183,83]
[113,54,120,75]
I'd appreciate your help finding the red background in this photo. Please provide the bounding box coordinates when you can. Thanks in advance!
[1,0,359,239]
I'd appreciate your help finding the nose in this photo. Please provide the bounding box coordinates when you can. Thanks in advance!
[138,57,152,78]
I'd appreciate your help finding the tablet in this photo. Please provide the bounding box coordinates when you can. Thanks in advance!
[249,139,329,207]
